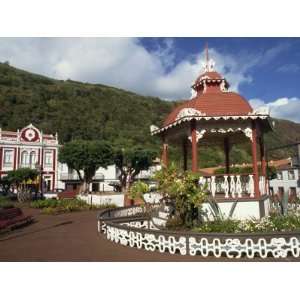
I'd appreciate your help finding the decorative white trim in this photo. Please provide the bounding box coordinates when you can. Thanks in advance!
[188,129,206,143]
[150,125,159,134]
[242,127,253,141]
[102,223,300,259]
[190,89,197,99]
[189,236,300,258]
[220,79,227,92]
[252,106,270,115]
[151,115,269,136]
[176,108,206,121]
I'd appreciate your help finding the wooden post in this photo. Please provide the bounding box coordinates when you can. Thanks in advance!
[251,121,260,198]
[161,136,168,167]
[259,135,266,177]
[224,136,230,174]
[191,120,198,172]
[183,138,188,171]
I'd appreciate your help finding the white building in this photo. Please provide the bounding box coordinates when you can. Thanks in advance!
[57,163,120,194]
[268,158,300,200]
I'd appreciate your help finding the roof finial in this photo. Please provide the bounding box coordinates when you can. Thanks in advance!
[205,42,209,66]
[203,42,215,72]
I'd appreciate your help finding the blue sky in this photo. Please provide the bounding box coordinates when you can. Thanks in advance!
[0,37,299,122]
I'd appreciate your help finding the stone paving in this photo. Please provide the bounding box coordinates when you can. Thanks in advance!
[0,208,297,262]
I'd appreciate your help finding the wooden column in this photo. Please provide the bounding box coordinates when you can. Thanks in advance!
[183,138,188,171]
[161,136,168,167]
[224,136,230,174]
[191,120,198,172]
[259,135,266,177]
[251,121,260,198]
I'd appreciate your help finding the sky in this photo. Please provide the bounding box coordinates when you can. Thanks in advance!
[0,37,300,122]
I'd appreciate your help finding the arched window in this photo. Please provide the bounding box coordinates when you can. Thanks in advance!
[21,151,29,167]
[30,151,37,167]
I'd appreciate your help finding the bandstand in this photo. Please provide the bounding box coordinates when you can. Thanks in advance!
[151,49,273,219]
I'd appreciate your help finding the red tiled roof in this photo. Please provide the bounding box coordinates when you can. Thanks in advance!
[195,71,222,82]
[163,92,253,126]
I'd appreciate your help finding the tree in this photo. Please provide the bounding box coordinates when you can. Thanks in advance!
[114,146,157,193]
[6,168,38,202]
[59,140,114,193]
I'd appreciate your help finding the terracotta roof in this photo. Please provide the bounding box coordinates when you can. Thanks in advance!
[164,92,253,126]
[199,159,293,175]
[268,158,291,169]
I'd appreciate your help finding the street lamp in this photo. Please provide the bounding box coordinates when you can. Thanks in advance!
[35,163,44,199]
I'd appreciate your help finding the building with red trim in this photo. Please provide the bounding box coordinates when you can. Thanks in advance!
[0,124,59,192]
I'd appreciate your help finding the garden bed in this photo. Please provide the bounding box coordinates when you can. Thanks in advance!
[30,198,116,215]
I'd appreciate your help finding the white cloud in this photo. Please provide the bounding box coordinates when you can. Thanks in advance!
[277,63,300,73]
[0,38,291,100]
[249,97,300,123]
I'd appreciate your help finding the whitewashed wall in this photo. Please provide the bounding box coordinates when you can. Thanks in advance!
[202,197,271,220]
[269,169,300,196]
[80,193,124,207]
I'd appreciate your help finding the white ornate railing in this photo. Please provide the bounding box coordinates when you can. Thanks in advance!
[199,174,260,198]
[100,221,300,259]
[98,206,300,259]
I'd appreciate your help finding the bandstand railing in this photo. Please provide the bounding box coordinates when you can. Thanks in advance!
[199,174,267,199]
[97,205,300,259]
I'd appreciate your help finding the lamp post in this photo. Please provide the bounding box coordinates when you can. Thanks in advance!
[35,163,44,199]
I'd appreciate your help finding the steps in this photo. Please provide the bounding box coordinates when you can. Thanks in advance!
[151,203,173,229]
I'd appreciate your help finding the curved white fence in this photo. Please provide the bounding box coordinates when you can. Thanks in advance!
[98,206,300,259]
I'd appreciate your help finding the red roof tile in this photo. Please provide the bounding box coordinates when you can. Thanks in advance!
[164,92,253,126]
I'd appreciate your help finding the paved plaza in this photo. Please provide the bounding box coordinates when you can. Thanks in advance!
[0,208,297,262]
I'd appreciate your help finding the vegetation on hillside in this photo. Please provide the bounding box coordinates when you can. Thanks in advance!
[0,62,299,167]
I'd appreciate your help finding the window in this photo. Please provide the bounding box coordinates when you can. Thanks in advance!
[288,170,295,180]
[30,151,37,167]
[277,172,283,180]
[3,149,14,167]
[21,151,30,166]
[44,151,53,166]
[92,182,99,192]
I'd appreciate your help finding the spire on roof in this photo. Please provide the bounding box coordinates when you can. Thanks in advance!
[202,42,215,72]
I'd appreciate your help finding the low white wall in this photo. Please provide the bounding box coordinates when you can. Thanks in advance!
[80,194,125,207]
[79,192,162,207]
[144,193,162,204]
[202,198,271,220]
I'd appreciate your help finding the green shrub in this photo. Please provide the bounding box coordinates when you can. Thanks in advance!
[166,215,184,229]
[195,218,241,233]
[31,198,117,214]
[194,212,300,233]
[154,164,207,228]
[0,196,14,209]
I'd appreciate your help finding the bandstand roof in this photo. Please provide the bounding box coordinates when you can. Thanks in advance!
[150,46,272,137]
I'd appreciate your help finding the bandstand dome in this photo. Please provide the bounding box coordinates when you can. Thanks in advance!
[164,90,253,127]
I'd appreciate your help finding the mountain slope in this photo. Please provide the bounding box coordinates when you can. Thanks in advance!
[0,62,299,165]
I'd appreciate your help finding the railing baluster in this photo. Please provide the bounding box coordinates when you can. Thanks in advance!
[230,175,236,198]
[248,175,254,198]
[236,175,242,198]
[224,175,229,198]
[211,176,216,198]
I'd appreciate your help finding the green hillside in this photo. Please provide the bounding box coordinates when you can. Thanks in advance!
[0,61,299,167]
